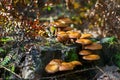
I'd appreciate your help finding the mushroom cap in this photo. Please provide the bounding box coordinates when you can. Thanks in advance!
[68,31,81,39]
[58,18,72,24]
[56,33,69,42]
[50,21,67,27]
[76,39,92,45]
[45,59,62,73]
[80,33,93,39]
[62,27,74,31]
[79,50,92,55]
[49,59,63,65]
[59,62,74,71]
[85,43,102,50]
[45,64,59,73]
[70,61,82,66]
[57,31,66,36]
[82,54,100,60]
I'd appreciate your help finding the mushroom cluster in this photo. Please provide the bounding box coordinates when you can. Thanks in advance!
[55,23,102,64]
[46,18,103,73]
[76,33,102,61]
[56,30,81,43]
[55,27,102,61]
[56,32,102,60]
[45,59,82,73]
[49,17,73,36]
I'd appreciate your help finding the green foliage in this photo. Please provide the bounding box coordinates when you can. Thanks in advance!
[101,36,117,44]
[101,36,118,47]
[65,49,79,62]
[113,52,120,68]
[47,6,52,11]
[43,5,53,11]
[11,64,15,72]
[0,37,13,44]
[0,50,15,66]
[0,48,4,53]
[0,55,12,66]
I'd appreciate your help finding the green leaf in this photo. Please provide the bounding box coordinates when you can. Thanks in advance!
[65,49,79,62]
[0,37,13,42]
[0,48,4,52]
[50,26,56,34]
[11,64,15,72]
[101,36,117,44]
[113,52,120,68]
[47,6,52,11]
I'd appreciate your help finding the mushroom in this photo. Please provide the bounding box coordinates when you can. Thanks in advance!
[49,59,63,65]
[50,21,68,28]
[58,17,72,24]
[45,64,59,73]
[45,59,62,73]
[68,31,81,39]
[80,33,93,39]
[61,27,74,31]
[69,61,82,66]
[82,54,100,61]
[57,31,66,36]
[79,50,92,56]
[50,21,68,35]
[59,61,82,71]
[76,39,92,45]
[59,62,74,71]
[84,43,102,50]
[67,31,81,43]
[56,32,69,43]
[45,59,82,73]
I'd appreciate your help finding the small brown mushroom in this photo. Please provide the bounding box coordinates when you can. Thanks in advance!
[49,59,63,65]
[45,59,62,73]
[69,61,82,66]
[79,50,92,56]
[66,30,73,34]
[80,33,93,39]
[62,27,74,31]
[50,21,68,35]
[68,31,81,39]
[59,62,74,71]
[57,31,66,36]
[82,54,100,60]
[85,43,102,50]
[76,39,92,45]
[66,31,81,43]
[45,59,83,73]
[45,64,59,73]
[56,32,69,43]
[58,18,72,24]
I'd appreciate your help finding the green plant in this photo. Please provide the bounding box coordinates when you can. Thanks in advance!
[0,48,4,53]
[113,51,120,68]
[0,37,14,44]
[65,49,79,62]
[101,36,118,47]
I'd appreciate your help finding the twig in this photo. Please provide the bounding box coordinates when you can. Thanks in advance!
[0,65,22,79]
[92,66,104,80]
[40,67,97,80]
[95,66,104,73]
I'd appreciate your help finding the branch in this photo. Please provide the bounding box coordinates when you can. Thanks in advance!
[0,65,22,79]
[40,67,97,80]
